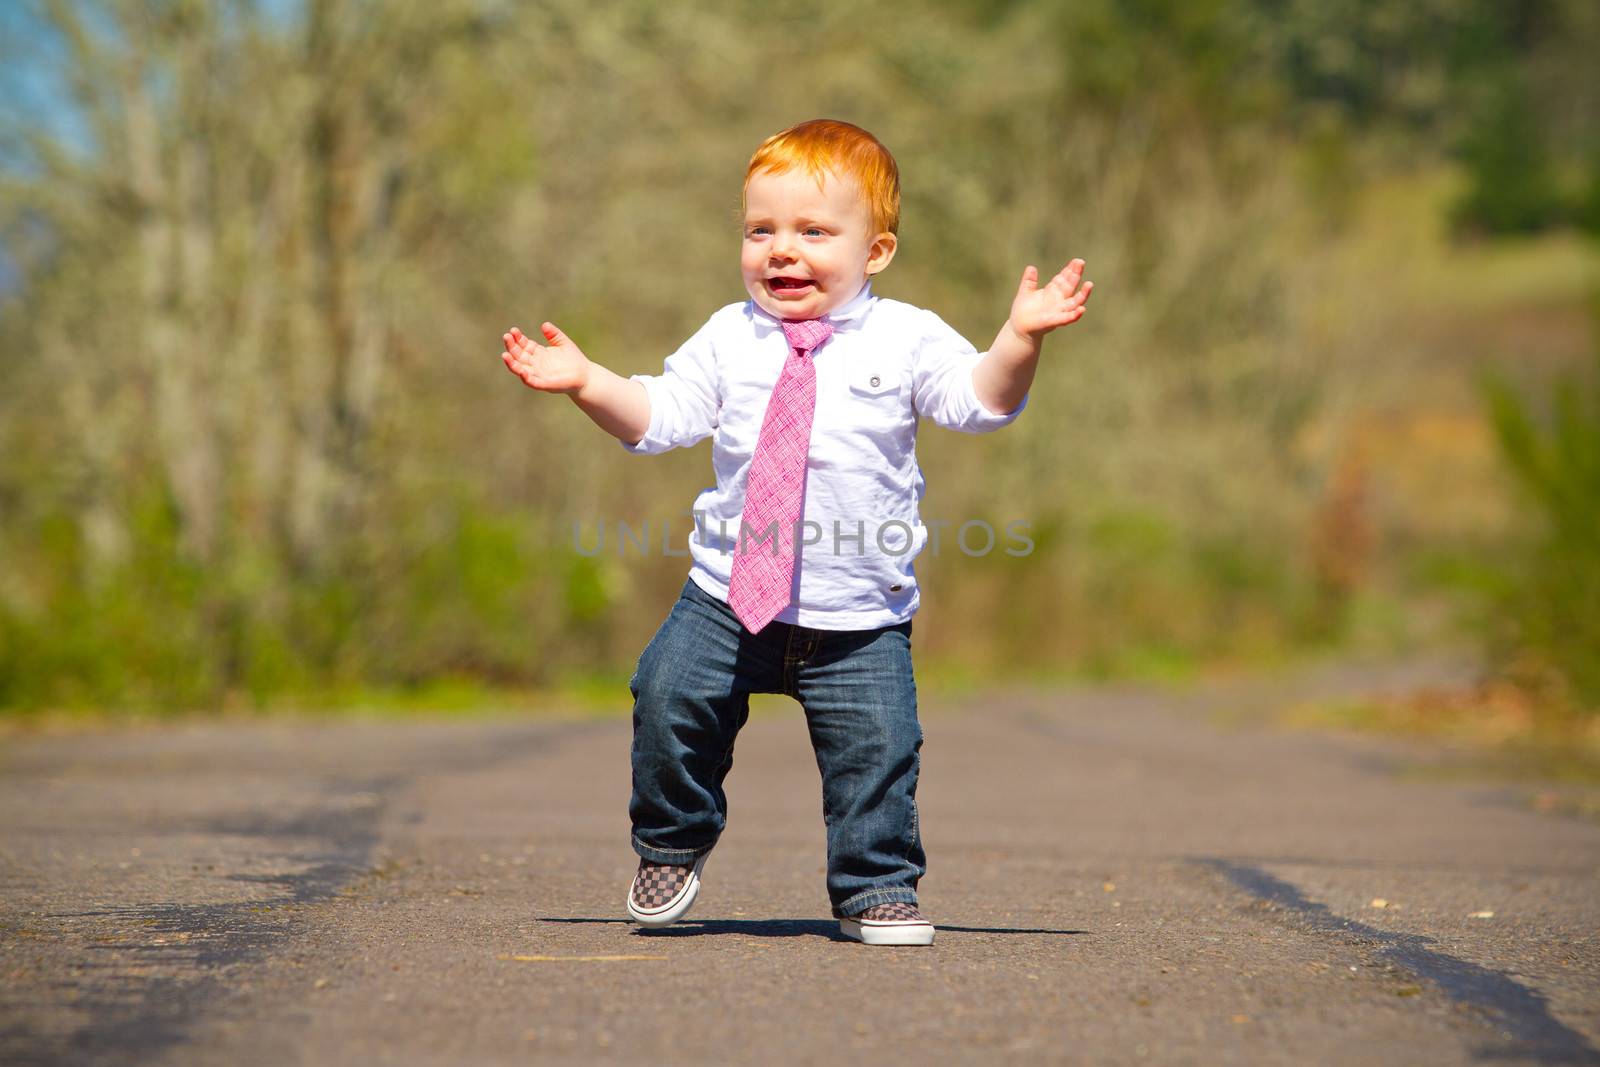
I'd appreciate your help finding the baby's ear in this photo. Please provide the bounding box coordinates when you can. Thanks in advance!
[866,231,898,276]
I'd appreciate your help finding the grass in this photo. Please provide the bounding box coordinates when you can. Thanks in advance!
[0,671,638,736]
[0,641,1221,735]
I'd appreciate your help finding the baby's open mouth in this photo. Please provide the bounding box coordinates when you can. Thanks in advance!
[769,277,814,291]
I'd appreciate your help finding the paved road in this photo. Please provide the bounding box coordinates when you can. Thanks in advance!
[2,659,1597,1066]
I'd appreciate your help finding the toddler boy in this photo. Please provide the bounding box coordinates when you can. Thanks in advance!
[501,119,1091,945]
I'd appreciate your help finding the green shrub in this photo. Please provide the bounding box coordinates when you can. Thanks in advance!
[1450,74,1566,237]
[1480,342,1600,710]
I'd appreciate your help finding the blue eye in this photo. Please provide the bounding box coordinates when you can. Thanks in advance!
[804,227,824,237]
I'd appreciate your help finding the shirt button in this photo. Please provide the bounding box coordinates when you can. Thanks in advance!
[870,375,881,387]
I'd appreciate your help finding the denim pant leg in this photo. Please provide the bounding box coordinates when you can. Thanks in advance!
[793,620,925,917]
[628,579,786,863]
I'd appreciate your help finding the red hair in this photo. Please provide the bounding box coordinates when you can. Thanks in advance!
[744,119,901,235]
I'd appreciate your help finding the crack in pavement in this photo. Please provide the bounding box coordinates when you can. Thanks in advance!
[0,720,607,1067]
[1195,858,1600,1066]
[3,775,392,1067]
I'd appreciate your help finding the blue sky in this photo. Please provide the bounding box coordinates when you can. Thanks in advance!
[0,0,306,170]
[0,1,301,297]
[0,4,91,162]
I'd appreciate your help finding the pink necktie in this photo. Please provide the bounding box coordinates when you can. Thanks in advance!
[727,318,834,634]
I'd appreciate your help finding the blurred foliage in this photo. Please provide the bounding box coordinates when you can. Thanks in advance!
[0,0,1595,712]
[1451,72,1566,236]
[1480,333,1600,711]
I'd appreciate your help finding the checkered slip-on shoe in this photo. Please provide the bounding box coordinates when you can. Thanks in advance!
[625,853,709,928]
[839,902,935,946]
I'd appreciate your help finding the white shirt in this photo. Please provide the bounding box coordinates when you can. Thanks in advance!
[621,282,1027,629]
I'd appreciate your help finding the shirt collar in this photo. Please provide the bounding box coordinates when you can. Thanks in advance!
[748,279,876,334]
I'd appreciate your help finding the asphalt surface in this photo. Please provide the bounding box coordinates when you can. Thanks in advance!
[2,658,1597,1066]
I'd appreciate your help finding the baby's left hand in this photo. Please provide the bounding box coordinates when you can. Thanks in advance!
[1008,259,1093,342]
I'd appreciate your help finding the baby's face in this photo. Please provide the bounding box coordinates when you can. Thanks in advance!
[741,167,896,321]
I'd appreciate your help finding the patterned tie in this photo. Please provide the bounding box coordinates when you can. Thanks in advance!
[727,318,834,634]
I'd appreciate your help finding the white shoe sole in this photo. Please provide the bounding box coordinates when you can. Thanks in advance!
[626,853,709,928]
[839,916,936,946]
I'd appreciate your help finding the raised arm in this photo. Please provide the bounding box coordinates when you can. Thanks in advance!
[502,323,650,446]
[972,259,1093,416]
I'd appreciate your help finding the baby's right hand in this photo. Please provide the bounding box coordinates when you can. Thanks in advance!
[501,323,592,396]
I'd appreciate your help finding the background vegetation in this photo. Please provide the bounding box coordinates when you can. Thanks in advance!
[1,0,1595,715]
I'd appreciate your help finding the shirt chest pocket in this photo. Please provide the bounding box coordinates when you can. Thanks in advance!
[844,364,906,420]
[833,365,905,440]
[817,360,913,462]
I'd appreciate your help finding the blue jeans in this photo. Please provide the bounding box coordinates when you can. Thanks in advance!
[629,577,925,918]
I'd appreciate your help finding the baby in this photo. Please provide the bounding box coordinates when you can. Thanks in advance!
[501,119,1091,945]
